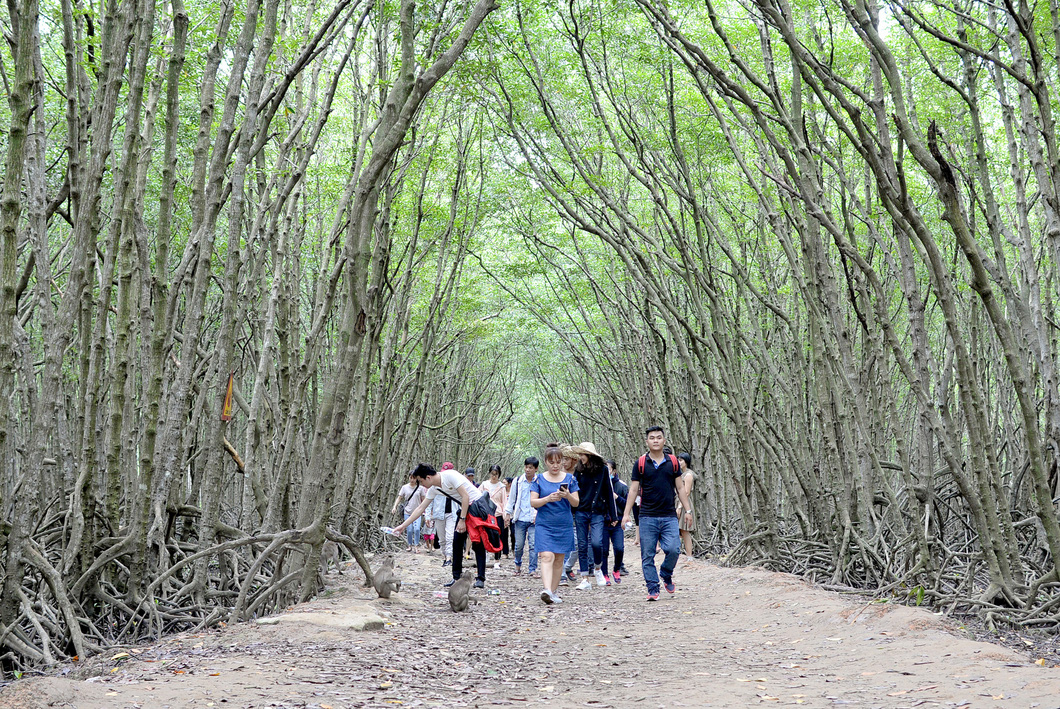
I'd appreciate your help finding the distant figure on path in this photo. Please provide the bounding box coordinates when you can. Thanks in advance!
[531,444,580,604]
[621,426,694,601]
[676,452,698,558]
[391,473,425,553]
[393,463,492,589]
[504,457,539,575]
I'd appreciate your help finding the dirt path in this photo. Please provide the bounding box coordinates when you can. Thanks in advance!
[3,549,1060,708]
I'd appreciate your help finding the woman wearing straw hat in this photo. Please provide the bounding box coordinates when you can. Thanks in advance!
[569,441,618,589]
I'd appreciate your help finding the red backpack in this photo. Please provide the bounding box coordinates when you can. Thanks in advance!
[636,453,679,477]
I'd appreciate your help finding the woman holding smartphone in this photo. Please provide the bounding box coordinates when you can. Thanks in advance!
[531,443,580,604]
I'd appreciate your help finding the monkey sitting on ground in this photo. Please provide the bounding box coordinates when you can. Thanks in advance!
[372,556,401,599]
[448,571,475,612]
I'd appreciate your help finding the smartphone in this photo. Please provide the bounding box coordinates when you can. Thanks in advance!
[559,483,569,493]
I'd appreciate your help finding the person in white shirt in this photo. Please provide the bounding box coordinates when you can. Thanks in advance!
[428,462,459,567]
[391,474,426,552]
[504,457,539,574]
[394,463,490,588]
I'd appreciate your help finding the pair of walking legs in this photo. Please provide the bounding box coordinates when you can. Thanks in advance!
[639,515,680,595]
[402,512,421,550]
[575,510,623,575]
[513,520,536,572]
[595,518,624,575]
[573,510,595,575]
[433,514,456,561]
[451,528,486,581]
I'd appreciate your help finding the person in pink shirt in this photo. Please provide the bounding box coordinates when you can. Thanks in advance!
[479,465,509,560]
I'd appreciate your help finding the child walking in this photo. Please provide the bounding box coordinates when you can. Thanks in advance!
[531,443,580,605]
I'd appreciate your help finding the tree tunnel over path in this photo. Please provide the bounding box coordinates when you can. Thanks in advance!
[2,0,1060,676]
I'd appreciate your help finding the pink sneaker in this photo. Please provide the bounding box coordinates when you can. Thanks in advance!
[612,571,621,585]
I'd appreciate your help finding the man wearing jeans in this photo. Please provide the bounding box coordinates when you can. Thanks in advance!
[621,426,694,601]
[504,457,539,574]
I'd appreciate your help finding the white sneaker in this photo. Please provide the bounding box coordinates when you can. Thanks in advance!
[576,578,592,591]
[540,589,554,605]
[594,569,607,587]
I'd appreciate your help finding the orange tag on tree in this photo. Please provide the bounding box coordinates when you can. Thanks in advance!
[221,371,235,421]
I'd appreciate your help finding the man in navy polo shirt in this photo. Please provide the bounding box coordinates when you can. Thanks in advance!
[621,426,694,601]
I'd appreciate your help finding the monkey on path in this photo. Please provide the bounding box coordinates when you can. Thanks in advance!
[372,556,401,599]
[448,571,475,612]
[319,541,342,575]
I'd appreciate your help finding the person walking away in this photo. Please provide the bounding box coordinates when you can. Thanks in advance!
[621,426,694,601]
[676,452,698,558]
[504,458,539,575]
[531,444,580,604]
[480,465,509,561]
[394,463,493,588]
[392,473,426,552]
[570,442,618,588]
[601,460,628,584]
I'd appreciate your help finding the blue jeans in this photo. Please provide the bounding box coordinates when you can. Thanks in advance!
[574,509,595,574]
[513,520,536,572]
[639,515,680,594]
[563,520,578,572]
[403,512,421,548]
[588,513,610,572]
[594,518,624,575]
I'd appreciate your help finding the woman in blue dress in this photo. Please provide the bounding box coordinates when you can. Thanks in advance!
[531,444,580,604]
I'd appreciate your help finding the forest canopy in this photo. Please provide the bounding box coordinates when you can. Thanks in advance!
[2,0,1060,673]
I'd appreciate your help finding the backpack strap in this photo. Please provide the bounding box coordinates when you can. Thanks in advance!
[638,454,679,476]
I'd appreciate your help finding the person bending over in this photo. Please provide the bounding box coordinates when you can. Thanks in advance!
[394,463,492,589]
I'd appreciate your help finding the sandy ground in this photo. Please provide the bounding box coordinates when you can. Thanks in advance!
[3,547,1060,708]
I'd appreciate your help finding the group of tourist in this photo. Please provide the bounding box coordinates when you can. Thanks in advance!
[391,425,698,603]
